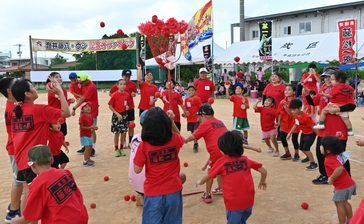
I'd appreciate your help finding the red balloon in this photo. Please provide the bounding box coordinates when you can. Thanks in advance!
[301,202,309,210]
[124,195,131,201]
[130,195,136,201]
[122,44,128,50]
[234,56,240,63]
[152,15,158,23]
[207,97,214,105]
[90,203,96,209]
[100,22,105,28]
[117,29,124,36]
[103,176,109,181]
[183,162,188,167]
[155,92,161,98]
[129,122,136,129]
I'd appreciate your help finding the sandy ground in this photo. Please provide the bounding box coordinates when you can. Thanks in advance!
[0,91,363,224]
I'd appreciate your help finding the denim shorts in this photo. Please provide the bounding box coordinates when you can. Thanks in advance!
[80,136,93,147]
[226,207,252,224]
[142,191,182,224]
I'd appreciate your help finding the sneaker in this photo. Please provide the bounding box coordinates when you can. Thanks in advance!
[280,153,292,160]
[211,187,223,195]
[312,175,328,185]
[313,123,325,130]
[201,192,213,204]
[119,149,126,156]
[193,143,199,153]
[77,147,85,155]
[83,160,95,167]
[292,154,300,162]
[115,150,121,157]
[272,151,280,157]
[267,148,274,153]
[306,163,318,171]
[91,148,96,157]
[5,209,21,223]
[301,157,310,163]
[348,129,354,136]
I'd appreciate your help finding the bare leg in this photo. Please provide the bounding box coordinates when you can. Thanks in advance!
[84,146,92,161]
[302,150,315,163]
[264,138,272,148]
[271,135,279,152]
[120,133,126,149]
[128,127,134,141]
[243,130,248,140]
[344,201,353,220]
[114,133,120,149]
[60,163,67,169]
[216,175,222,188]
[335,201,348,224]
[205,178,213,195]
[341,117,352,130]
[10,183,23,211]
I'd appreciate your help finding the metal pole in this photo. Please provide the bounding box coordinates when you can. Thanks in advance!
[136,34,140,69]
[95,52,98,70]
[355,20,359,103]
[29,36,34,70]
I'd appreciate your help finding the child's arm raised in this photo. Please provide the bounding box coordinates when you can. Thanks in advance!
[327,166,344,185]
[225,83,231,98]
[253,98,261,110]
[137,64,143,83]
[257,167,267,190]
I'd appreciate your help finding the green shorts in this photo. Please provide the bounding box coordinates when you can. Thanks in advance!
[233,117,250,131]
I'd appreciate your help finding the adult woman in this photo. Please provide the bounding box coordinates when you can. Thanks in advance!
[262,72,285,109]
[137,65,159,116]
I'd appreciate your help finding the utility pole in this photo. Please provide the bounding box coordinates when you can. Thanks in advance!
[14,44,23,67]
[240,0,245,41]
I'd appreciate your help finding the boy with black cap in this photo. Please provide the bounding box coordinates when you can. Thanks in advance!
[185,104,226,203]
[11,145,88,224]
[68,72,82,100]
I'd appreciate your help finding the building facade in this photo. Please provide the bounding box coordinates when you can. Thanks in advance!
[0,51,12,68]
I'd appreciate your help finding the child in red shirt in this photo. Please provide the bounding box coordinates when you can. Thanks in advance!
[108,79,130,157]
[287,99,318,171]
[321,136,356,224]
[197,130,267,224]
[48,121,69,169]
[137,66,159,115]
[253,97,280,157]
[79,102,98,167]
[184,85,202,152]
[68,72,82,100]
[225,82,250,141]
[134,107,184,224]
[185,104,227,203]
[11,145,88,224]
[314,70,356,135]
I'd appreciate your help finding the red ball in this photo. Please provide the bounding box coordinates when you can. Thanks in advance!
[155,92,161,98]
[225,81,231,86]
[234,56,240,63]
[183,162,188,167]
[103,176,109,181]
[47,82,54,89]
[152,15,158,23]
[129,122,136,129]
[100,21,105,28]
[90,203,96,209]
[181,113,186,118]
[122,44,128,50]
[117,29,124,36]
[301,202,309,210]
[137,64,142,69]
[207,97,214,105]
[124,195,131,201]
[130,195,136,201]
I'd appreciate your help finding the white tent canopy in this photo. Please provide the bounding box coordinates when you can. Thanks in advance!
[215,29,364,64]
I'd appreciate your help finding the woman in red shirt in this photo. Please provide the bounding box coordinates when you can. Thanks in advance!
[262,72,285,109]
[137,65,158,116]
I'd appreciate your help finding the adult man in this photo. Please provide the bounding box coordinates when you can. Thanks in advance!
[194,68,215,103]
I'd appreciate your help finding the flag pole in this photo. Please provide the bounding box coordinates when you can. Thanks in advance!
[355,20,359,103]
[211,0,215,97]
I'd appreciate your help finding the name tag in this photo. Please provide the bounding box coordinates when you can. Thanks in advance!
[241,104,246,109]
[205,86,210,91]
[186,102,191,107]
[308,78,312,82]
[150,96,154,101]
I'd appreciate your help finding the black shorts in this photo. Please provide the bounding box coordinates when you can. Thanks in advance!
[299,133,316,151]
[111,112,128,133]
[127,109,135,122]
[187,122,199,132]
[52,151,70,168]
[17,168,37,184]
[60,122,67,136]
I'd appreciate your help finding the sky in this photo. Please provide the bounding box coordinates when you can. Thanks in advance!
[0,0,359,61]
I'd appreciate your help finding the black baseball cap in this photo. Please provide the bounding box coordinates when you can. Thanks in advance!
[197,103,214,116]
[122,69,132,76]
[321,67,339,77]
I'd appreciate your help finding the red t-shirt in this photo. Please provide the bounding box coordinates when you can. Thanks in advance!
[11,103,62,171]
[263,83,285,108]
[48,88,68,110]
[236,72,243,80]
[329,83,355,105]
[313,84,332,137]
[110,81,137,109]
[69,82,82,99]
[324,154,355,190]
[323,114,348,140]
[23,168,88,223]
[48,130,65,156]
[184,96,202,123]
[230,95,249,118]
[134,132,185,196]
[5,100,15,155]
[162,91,183,122]
[209,155,262,210]
[277,97,299,133]
[138,81,158,110]
[255,107,277,132]
[301,72,319,93]
[193,117,227,163]
[81,81,99,118]
[79,114,93,137]
[108,91,130,113]
[194,78,215,103]
[351,198,364,224]
[292,112,315,134]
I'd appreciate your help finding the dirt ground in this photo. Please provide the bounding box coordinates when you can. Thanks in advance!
[0,91,363,224]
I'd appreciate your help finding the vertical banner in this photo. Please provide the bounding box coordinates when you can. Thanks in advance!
[338,19,356,64]
[203,44,212,72]
[181,0,213,61]
[258,21,272,61]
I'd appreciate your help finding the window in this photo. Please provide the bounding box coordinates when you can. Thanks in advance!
[252,30,259,39]
[299,22,311,33]
[284,26,291,35]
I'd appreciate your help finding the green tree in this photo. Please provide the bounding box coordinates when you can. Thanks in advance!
[50,54,67,67]
[73,52,96,70]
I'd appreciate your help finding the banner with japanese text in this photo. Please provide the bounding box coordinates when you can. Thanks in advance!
[181,0,213,61]
[31,37,136,52]
[338,19,356,64]
[258,21,272,60]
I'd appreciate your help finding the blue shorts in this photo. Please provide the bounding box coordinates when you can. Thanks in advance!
[226,207,252,224]
[80,136,93,147]
[142,191,182,224]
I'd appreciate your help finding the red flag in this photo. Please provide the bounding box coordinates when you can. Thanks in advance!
[338,19,356,64]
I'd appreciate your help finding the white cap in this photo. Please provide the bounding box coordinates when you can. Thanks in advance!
[199,67,208,74]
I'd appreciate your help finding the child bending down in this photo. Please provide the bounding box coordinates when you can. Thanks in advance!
[48,121,69,169]
[314,70,356,136]
[197,130,267,224]
[321,136,356,224]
